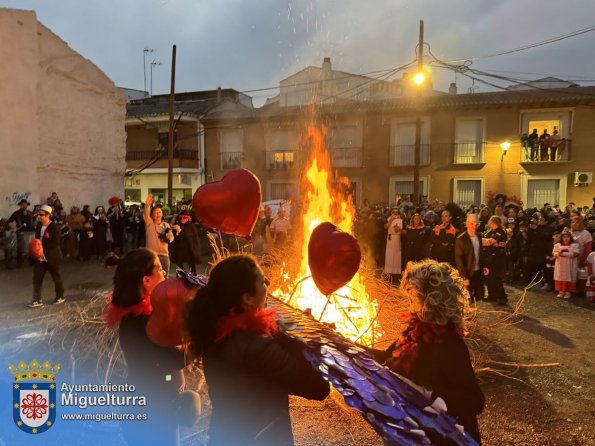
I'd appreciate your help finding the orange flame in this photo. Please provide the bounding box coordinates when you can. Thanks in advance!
[272,124,381,345]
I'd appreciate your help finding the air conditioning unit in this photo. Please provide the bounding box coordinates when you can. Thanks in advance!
[574,172,593,186]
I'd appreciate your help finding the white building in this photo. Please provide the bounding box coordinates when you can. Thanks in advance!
[0,8,127,217]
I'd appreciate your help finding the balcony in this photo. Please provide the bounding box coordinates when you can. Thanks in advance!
[220,152,244,170]
[390,144,430,167]
[454,142,486,164]
[330,147,363,168]
[520,139,571,163]
[126,149,198,161]
[266,150,296,170]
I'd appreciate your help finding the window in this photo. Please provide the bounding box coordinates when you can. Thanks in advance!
[526,180,559,209]
[329,125,363,167]
[265,128,298,169]
[453,178,484,209]
[521,109,572,162]
[455,117,485,163]
[521,174,567,209]
[219,128,243,169]
[390,118,430,166]
[388,176,429,204]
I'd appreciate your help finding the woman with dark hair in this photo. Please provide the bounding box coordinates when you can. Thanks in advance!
[482,216,508,305]
[186,255,329,446]
[402,213,429,267]
[385,260,485,444]
[105,248,199,446]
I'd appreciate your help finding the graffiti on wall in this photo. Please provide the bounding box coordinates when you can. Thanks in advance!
[6,191,32,207]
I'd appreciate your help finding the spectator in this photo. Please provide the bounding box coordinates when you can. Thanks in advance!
[65,207,85,259]
[92,206,110,257]
[383,207,403,284]
[549,129,561,161]
[455,213,488,303]
[28,205,65,307]
[144,193,174,278]
[402,213,429,267]
[539,129,550,161]
[571,213,593,295]
[527,128,539,161]
[171,210,202,274]
[269,208,291,248]
[7,199,34,267]
[553,230,580,299]
[430,210,457,266]
[483,216,508,305]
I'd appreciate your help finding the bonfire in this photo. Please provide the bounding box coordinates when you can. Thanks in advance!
[268,123,382,346]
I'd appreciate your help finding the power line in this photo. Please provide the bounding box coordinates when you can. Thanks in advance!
[438,24,595,63]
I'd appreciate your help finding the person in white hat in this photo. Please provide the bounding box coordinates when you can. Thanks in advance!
[454,213,489,303]
[28,205,65,307]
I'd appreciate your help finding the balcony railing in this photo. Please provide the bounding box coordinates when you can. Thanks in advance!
[266,150,296,170]
[520,139,571,162]
[220,152,244,170]
[390,144,431,167]
[330,147,363,168]
[454,142,486,164]
[126,149,197,161]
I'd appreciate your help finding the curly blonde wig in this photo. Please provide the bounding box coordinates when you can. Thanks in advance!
[400,259,469,327]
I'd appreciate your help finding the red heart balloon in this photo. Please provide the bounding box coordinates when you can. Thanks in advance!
[193,168,262,241]
[28,239,44,260]
[146,278,199,347]
[308,222,361,295]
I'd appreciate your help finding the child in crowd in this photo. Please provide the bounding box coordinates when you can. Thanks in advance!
[553,231,580,299]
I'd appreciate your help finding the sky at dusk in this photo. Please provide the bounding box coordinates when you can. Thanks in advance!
[2,0,595,105]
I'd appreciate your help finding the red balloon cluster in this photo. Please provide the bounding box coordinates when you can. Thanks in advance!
[146,278,199,347]
[28,239,44,260]
[308,222,362,295]
[192,168,262,241]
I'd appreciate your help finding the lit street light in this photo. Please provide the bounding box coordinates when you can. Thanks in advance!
[500,141,511,161]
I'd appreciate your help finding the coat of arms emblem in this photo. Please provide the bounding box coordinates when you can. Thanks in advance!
[9,360,60,434]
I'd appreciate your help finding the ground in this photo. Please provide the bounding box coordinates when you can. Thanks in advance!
[0,259,593,445]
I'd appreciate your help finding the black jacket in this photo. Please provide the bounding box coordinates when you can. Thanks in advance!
[203,331,330,446]
[35,222,62,265]
[172,222,201,266]
[118,315,186,446]
[455,232,484,280]
[8,209,34,233]
[387,324,485,444]
[430,224,457,264]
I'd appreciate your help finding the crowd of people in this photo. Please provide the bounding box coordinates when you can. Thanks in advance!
[354,194,595,304]
[2,191,594,307]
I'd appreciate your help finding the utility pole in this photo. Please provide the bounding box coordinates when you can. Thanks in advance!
[413,20,424,206]
[143,47,154,96]
[167,45,177,207]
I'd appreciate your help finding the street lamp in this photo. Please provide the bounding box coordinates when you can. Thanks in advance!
[413,72,425,86]
[500,141,510,161]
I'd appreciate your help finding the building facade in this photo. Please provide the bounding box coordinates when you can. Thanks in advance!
[125,89,253,204]
[0,8,128,217]
[204,85,595,210]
